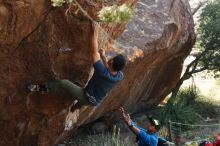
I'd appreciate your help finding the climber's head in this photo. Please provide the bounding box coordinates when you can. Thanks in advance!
[146,117,160,133]
[108,54,126,72]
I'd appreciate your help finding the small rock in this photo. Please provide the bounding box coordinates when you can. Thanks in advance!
[57,144,66,146]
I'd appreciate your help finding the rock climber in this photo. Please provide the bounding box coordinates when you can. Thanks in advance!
[27,22,126,112]
[118,107,160,146]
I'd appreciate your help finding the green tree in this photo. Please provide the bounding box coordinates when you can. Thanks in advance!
[198,0,220,75]
[161,0,220,124]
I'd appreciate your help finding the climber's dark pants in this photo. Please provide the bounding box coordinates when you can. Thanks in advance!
[46,79,92,110]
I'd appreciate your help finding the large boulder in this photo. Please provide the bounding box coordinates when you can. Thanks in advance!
[0,0,195,145]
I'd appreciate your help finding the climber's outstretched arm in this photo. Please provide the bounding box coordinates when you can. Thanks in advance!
[118,107,141,135]
[91,23,100,64]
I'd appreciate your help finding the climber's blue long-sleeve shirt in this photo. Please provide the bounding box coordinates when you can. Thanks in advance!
[85,60,124,106]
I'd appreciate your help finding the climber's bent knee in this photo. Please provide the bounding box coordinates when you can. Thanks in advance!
[59,79,71,86]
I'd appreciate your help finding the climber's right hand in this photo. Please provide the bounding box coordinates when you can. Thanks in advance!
[99,48,105,57]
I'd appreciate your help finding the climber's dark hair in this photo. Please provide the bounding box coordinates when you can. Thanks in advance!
[112,54,126,71]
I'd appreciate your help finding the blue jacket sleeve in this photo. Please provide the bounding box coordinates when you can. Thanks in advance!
[93,60,106,75]
[94,60,124,81]
[131,120,145,131]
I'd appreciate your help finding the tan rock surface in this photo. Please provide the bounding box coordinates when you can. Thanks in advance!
[0,0,195,145]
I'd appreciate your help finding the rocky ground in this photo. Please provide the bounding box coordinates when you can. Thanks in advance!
[57,113,153,146]
[58,111,220,146]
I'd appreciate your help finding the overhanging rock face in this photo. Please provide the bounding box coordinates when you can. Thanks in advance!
[0,0,195,145]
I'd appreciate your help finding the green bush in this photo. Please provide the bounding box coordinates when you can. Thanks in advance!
[98,4,134,23]
[51,0,73,7]
[159,86,199,125]
[50,0,134,24]
[193,96,218,117]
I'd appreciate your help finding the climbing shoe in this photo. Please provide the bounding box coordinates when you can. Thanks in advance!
[27,84,39,92]
[27,84,49,93]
